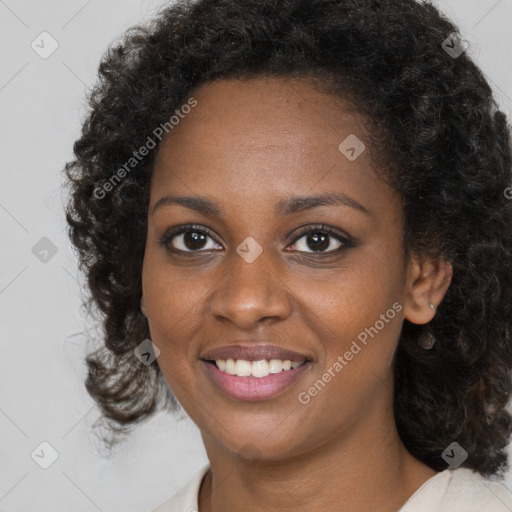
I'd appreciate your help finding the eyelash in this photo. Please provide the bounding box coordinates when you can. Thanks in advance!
[159,223,354,256]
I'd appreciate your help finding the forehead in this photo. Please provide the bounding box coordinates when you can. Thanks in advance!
[150,76,395,217]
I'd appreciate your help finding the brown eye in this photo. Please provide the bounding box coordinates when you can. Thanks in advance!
[288,225,353,254]
[161,225,223,253]
[293,231,342,253]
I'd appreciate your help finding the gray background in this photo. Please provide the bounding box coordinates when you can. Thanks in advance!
[0,0,511,510]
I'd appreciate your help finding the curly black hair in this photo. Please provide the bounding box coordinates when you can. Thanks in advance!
[64,0,512,476]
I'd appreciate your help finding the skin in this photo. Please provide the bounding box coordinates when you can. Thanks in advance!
[141,76,453,512]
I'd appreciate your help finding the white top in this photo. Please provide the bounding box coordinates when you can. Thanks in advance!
[150,463,512,512]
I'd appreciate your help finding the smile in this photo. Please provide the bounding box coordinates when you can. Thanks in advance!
[203,359,311,401]
[213,358,304,377]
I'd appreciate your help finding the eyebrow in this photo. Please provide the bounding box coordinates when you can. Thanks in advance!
[275,192,370,217]
[152,192,370,217]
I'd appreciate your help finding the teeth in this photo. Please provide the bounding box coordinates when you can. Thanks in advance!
[214,358,304,378]
[225,358,236,375]
[269,359,283,373]
[235,359,252,377]
[252,359,269,378]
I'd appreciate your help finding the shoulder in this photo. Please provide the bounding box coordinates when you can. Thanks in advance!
[400,467,512,512]
[149,463,210,512]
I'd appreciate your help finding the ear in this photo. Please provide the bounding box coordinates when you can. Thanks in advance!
[403,254,453,325]
[140,296,147,317]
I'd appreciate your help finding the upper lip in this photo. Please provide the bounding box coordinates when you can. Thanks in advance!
[200,343,312,362]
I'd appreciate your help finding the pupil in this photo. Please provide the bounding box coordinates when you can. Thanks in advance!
[307,232,328,251]
[184,231,207,250]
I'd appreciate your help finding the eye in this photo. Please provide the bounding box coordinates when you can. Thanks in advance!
[160,223,354,255]
[160,224,222,253]
[287,225,353,254]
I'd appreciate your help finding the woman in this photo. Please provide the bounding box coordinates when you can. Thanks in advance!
[64,0,512,510]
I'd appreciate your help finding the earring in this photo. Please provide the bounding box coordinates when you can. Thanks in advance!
[418,326,436,349]
[429,302,436,311]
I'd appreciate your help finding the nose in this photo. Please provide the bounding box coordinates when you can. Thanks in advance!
[209,248,292,329]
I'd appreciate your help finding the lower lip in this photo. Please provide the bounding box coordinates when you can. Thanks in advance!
[202,361,311,401]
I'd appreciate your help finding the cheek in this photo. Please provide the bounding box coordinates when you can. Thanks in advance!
[142,267,206,405]
[295,253,404,380]
[295,250,402,331]
[142,240,212,313]
[291,271,403,428]
[141,252,207,359]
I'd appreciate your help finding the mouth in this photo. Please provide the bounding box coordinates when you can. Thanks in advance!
[204,358,307,377]
[201,357,312,401]
[200,342,314,401]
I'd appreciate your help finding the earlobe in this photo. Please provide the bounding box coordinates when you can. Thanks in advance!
[403,256,453,325]
[140,297,147,316]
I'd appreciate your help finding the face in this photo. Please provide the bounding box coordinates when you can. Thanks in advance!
[142,76,421,460]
